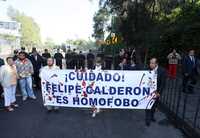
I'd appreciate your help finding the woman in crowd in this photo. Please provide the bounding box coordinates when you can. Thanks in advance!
[0,57,19,111]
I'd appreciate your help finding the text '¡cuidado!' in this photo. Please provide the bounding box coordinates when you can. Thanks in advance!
[65,72,125,82]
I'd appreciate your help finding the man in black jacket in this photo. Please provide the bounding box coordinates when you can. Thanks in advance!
[71,49,78,69]
[30,48,43,89]
[78,51,86,69]
[87,50,95,69]
[54,49,63,69]
[42,49,51,66]
[182,49,198,93]
[65,49,72,69]
[145,58,166,126]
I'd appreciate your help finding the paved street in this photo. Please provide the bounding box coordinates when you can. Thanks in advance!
[0,91,185,138]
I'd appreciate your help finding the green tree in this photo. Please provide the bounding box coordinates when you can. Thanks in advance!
[66,39,97,51]
[92,0,200,65]
[7,6,42,50]
[44,37,56,49]
[92,7,110,40]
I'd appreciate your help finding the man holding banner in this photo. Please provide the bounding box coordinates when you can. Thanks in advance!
[40,58,60,112]
[145,58,166,126]
[40,57,164,124]
[91,57,104,118]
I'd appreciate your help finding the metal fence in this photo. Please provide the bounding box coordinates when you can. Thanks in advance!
[160,77,200,138]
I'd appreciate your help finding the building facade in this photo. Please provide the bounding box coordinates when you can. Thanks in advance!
[0,19,21,55]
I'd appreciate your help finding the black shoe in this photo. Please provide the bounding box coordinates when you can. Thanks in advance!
[47,109,52,113]
[54,109,59,113]
[146,121,150,127]
[151,118,156,122]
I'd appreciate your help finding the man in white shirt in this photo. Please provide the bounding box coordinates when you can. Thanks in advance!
[40,57,60,113]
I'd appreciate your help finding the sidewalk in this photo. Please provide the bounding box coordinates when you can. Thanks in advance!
[160,76,200,137]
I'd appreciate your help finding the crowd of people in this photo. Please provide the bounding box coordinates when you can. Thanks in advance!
[0,46,199,126]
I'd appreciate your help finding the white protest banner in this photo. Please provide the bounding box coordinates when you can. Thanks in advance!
[40,70,157,109]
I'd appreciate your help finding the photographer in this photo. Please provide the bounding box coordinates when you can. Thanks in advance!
[167,49,181,78]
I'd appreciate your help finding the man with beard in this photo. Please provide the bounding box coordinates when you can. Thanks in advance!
[40,57,60,112]
[65,49,72,69]
[15,52,36,101]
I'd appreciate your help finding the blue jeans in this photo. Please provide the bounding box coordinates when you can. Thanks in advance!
[19,76,35,98]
